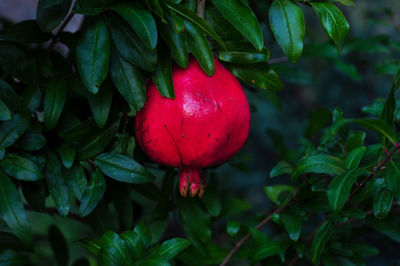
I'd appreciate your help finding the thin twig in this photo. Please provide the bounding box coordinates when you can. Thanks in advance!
[220,198,297,266]
[47,12,75,52]
[268,56,289,64]
[196,0,206,19]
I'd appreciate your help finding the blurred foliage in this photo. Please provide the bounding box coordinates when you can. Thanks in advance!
[0,0,399,265]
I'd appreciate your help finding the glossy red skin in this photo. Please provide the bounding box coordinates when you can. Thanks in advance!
[135,57,250,195]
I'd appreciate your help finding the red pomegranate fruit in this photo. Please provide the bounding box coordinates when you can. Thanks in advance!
[135,57,250,197]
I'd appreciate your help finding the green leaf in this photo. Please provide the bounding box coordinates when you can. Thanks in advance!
[21,181,47,212]
[49,225,69,266]
[373,189,393,219]
[185,21,214,76]
[79,238,101,255]
[270,161,294,177]
[58,117,98,142]
[225,63,283,91]
[159,18,188,68]
[385,160,400,195]
[119,231,145,259]
[78,119,120,160]
[0,170,32,245]
[310,2,350,49]
[163,1,226,50]
[352,178,385,203]
[110,48,145,110]
[135,258,169,266]
[79,170,106,217]
[264,185,295,204]
[311,220,334,265]
[36,0,72,32]
[252,242,281,262]
[133,222,152,247]
[105,13,157,72]
[200,188,222,217]
[294,154,347,177]
[159,238,190,260]
[0,249,27,265]
[351,118,397,144]
[210,0,263,51]
[218,51,269,64]
[109,183,133,229]
[344,146,367,169]
[269,0,305,62]
[226,221,241,237]
[332,0,355,7]
[0,20,51,44]
[381,67,400,126]
[99,231,134,266]
[45,150,70,216]
[280,212,302,241]
[95,153,155,183]
[110,2,158,49]
[370,216,400,243]
[0,99,11,121]
[64,164,87,201]
[0,153,44,181]
[44,78,68,130]
[152,48,174,99]
[88,83,113,128]
[346,131,366,151]
[57,143,76,169]
[76,19,110,94]
[0,114,31,150]
[327,168,364,212]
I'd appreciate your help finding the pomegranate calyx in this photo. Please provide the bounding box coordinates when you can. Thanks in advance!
[179,168,206,198]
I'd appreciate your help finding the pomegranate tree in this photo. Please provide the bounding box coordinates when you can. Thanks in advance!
[135,57,250,197]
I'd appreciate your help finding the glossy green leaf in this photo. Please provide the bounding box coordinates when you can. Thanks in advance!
[133,222,152,247]
[95,153,155,183]
[44,78,68,130]
[280,212,302,241]
[201,188,222,217]
[352,178,385,203]
[79,170,106,217]
[0,153,44,181]
[0,99,11,121]
[57,143,76,169]
[346,131,366,151]
[351,118,397,144]
[185,21,214,76]
[99,231,134,266]
[58,117,98,142]
[264,185,295,204]
[49,225,69,266]
[226,63,283,91]
[210,0,263,50]
[88,83,113,128]
[370,217,400,243]
[227,221,241,237]
[105,13,157,72]
[64,164,87,201]
[311,220,334,265]
[163,1,226,50]
[0,170,33,245]
[159,19,188,68]
[36,0,72,32]
[110,49,145,110]
[76,19,110,94]
[269,0,305,62]
[110,2,158,49]
[152,49,174,99]
[0,80,19,112]
[333,0,354,6]
[218,51,268,64]
[381,68,400,126]
[373,189,393,219]
[310,2,350,49]
[78,120,120,160]
[294,154,347,177]
[45,150,70,216]
[252,242,281,262]
[344,146,367,169]
[385,160,400,195]
[327,168,363,212]
[120,231,145,259]
[0,114,31,150]
[270,161,294,177]
[159,238,190,260]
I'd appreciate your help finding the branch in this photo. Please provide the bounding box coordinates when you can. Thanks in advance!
[47,12,75,52]
[220,197,297,266]
[196,0,206,19]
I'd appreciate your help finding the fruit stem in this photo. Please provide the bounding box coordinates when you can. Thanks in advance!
[179,168,206,198]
